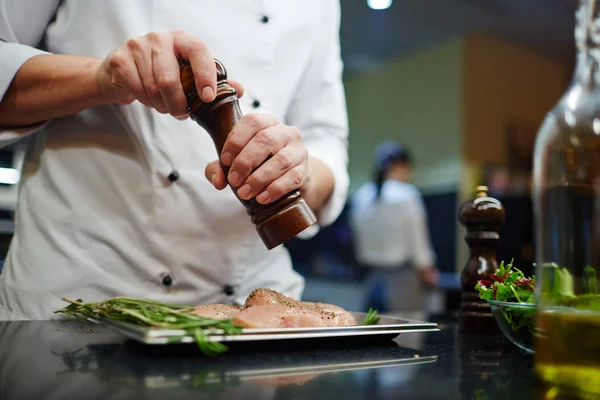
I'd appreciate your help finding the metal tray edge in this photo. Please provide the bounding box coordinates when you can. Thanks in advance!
[91,311,440,345]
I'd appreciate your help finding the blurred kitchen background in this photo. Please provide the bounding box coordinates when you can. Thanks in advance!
[0,0,578,316]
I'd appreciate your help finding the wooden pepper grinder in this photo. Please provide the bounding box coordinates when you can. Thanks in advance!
[458,185,505,334]
[457,186,507,400]
[179,59,317,249]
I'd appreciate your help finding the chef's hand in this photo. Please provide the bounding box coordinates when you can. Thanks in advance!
[96,30,244,118]
[205,114,313,205]
[418,266,440,288]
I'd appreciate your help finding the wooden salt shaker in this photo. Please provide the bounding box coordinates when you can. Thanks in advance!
[179,59,317,249]
[458,185,505,334]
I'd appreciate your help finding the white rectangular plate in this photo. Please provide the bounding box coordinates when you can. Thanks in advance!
[89,312,440,345]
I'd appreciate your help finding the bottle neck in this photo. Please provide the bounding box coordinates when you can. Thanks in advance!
[573,0,600,87]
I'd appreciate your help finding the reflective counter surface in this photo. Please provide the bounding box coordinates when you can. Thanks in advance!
[0,317,547,400]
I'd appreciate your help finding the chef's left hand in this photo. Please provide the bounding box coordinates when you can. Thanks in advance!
[205,113,310,205]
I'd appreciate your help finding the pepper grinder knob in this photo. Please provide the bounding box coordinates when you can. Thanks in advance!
[179,59,317,249]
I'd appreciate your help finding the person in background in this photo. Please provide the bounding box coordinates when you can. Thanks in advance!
[350,141,438,320]
[0,1,348,320]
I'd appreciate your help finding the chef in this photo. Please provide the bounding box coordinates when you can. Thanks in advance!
[350,141,438,320]
[0,0,349,320]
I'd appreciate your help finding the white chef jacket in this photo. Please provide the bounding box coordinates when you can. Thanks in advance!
[349,180,435,269]
[0,0,349,320]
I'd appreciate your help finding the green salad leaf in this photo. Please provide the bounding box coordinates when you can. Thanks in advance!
[474,260,536,304]
[475,260,600,337]
[475,260,536,336]
[584,265,598,295]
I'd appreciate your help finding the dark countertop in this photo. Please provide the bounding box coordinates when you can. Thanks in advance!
[0,317,546,400]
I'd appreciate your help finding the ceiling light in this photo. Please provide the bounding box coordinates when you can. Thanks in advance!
[367,0,393,10]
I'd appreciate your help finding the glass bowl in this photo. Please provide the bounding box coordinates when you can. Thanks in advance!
[487,299,536,354]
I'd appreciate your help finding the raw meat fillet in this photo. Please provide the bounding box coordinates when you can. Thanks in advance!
[244,288,295,307]
[306,302,356,325]
[187,304,241,319]
[233,304,335,328]
[243,288,356,326]
[187,289,357,329]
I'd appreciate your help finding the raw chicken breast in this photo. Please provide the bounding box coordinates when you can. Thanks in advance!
[187,304,241,320]
[243,288,356,326]
[244,288,295,308]
[306,302,356,325]
[233,304,336,328]
[186,289,356,329]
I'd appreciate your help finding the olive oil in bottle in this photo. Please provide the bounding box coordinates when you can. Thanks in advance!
[532,1,600,396]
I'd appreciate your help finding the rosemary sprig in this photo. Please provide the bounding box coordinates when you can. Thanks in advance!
[361,308,381,325]
[54,297,244,356]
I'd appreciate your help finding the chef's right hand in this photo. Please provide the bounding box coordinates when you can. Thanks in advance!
[95,30,244,120]
[418,266,439,288]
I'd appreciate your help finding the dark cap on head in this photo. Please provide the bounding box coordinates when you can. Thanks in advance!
[372,141,412,200]
[374,140,412,170]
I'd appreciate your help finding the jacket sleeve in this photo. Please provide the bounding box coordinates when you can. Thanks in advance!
[285,0,349,237]
[0,0,62,146]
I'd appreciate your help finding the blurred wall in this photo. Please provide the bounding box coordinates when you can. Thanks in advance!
[344,33,569,194]
[343,37,464,195]
[463,32,569,167]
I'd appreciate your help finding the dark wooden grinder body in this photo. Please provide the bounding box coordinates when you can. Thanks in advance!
[458,185,505,334]
[179,59,317,249]
[456,187,510,400]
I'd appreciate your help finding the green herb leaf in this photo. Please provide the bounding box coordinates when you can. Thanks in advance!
[54,297,244,356]
[361,308,381,325]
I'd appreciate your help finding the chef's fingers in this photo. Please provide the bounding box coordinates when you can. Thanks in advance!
[102,48,146,105]
[228,79,245,98]
[221,113,279,168]
[174,32,216,103]
[151,39,188,119]
[128,34,168,113]
[244,144,308,203]
[205,160,227,190]
[227,125,289,190]
[255,164,309,204]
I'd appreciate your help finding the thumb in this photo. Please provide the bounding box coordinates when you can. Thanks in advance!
[205,160,227,190]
